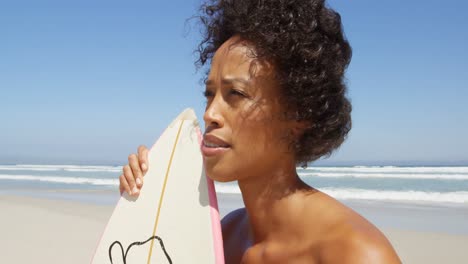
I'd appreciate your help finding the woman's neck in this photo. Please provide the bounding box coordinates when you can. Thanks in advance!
[237,162,308,243]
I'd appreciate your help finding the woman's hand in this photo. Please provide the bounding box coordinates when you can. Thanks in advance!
[119,145,149,196]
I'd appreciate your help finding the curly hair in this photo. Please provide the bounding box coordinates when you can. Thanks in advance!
[197,0,352,164]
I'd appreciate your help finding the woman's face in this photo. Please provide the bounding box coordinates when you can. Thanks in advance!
[201,36,298,182]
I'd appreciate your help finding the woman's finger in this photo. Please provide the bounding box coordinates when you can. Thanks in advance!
[138,145,149,174]
[119,174,130,195]
[128,153,143,189]
[123,164,138,195]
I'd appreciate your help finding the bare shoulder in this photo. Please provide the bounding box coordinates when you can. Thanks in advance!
[221,207,246,231]
[221,208,250,264]
[322,229,402,264]
[309,192,401,263]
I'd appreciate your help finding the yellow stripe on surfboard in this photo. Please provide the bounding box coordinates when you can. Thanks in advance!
[147,120,185,263]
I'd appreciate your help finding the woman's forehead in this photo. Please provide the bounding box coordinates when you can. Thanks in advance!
[209,37,274,82]
[211,41,254,72]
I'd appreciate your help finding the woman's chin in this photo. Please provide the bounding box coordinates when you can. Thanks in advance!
[204,167,237,183]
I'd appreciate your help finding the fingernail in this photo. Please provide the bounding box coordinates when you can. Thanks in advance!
[142,163,147,171]
[136,178,142,185]
[132,186,139,194]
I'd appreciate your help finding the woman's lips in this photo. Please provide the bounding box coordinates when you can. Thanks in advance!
[201,134,231,157]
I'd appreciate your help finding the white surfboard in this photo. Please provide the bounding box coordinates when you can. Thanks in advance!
[92,109,224,264]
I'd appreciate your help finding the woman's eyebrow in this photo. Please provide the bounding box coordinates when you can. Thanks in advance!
[205,77,250,86]
[205,77,250,87]
[222,77,250,86]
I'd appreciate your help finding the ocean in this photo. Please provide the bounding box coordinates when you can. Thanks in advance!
[1,164,468,207]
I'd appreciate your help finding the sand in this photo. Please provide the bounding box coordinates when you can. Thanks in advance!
[0,195,113,263]
[1,193,467,263]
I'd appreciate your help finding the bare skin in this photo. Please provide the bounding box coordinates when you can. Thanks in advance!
[119,36,401,263]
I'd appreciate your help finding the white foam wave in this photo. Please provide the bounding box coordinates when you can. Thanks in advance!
[214,183,468,204]
[321,188,468,204]
[0,174,118,186]
[214,183,241,194]
[299,172,468,180]
[64,168,121,173]
[2,173,466,204]
[0,165,122,173]
[299,166,468,174]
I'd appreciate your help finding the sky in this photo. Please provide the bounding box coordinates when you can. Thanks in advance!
[1,0,467,166]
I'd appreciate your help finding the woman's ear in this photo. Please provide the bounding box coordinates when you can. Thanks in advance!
[291,120,307,138]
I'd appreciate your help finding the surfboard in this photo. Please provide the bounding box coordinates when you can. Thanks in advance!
[92,108,224,264]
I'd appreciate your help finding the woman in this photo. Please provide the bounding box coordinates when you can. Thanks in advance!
[119,0,401,263]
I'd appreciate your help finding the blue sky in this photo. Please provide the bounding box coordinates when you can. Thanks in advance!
[1,0,467,165]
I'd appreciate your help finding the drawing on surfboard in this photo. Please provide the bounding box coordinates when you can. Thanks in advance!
[108,236,172,264]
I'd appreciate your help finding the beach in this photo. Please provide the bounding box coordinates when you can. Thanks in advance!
[1,164,468,263]
[1,191,467,263]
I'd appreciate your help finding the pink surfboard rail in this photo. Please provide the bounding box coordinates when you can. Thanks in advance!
[196,125,225,264]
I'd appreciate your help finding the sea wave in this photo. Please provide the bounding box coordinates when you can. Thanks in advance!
[0,174,119,186]
[214,184,468,204]
[321,188,468,204]
[3,164,468,175]
[299,166,468,174]
[0,164,122,173]
[2,173,467,204]
[298,172,468,180]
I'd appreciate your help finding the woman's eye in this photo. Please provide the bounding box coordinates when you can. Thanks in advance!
[203,90,214,98]
[229,89,247,97]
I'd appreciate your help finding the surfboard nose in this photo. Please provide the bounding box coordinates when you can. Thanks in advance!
[177,108,197,121]
[168,108,198,128]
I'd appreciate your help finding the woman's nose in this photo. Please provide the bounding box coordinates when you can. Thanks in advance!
[203,96,225,129]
